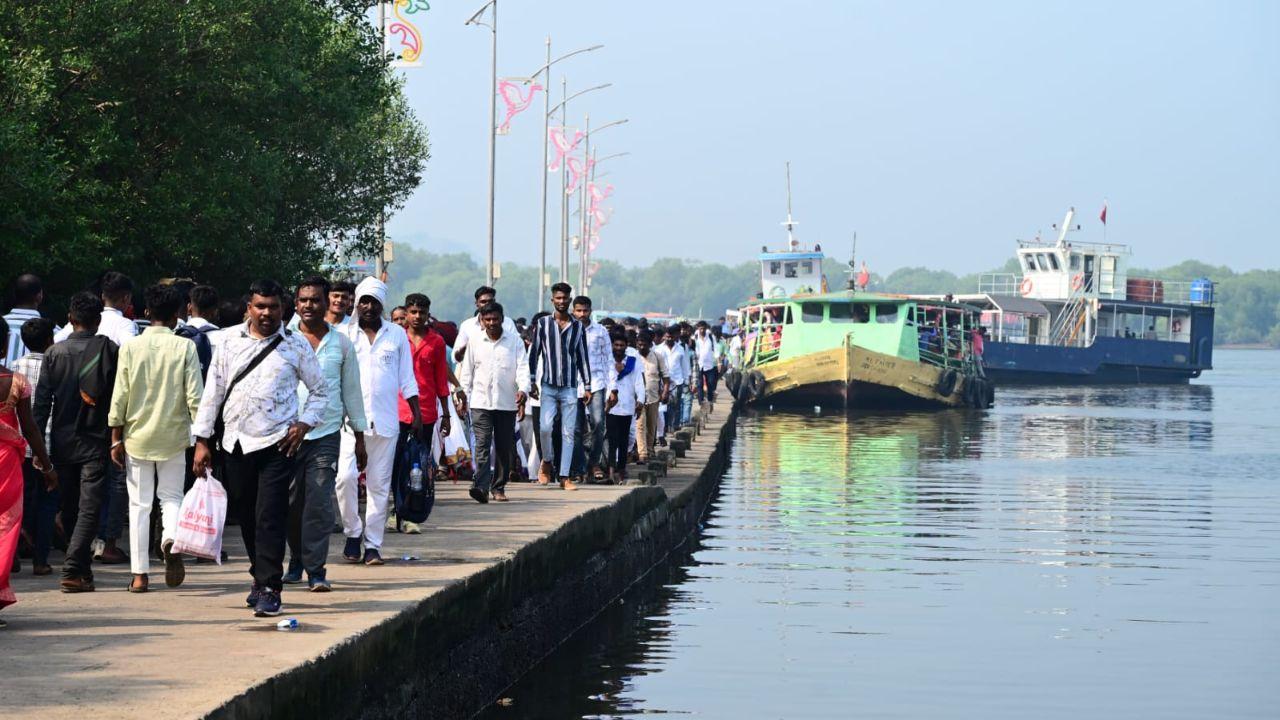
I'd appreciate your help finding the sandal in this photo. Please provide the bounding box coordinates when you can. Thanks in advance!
[128,574,150,593]
[591,466,606,482]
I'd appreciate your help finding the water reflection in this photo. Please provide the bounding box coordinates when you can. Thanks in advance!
[478,353,1277,720]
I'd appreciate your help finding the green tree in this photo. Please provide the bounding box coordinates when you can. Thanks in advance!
[0,0,427,308]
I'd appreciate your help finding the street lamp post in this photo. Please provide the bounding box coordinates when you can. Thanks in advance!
[544,81,612,287]
[581,150,629,291]
[526,41,604,311]
[575,119,628,291]
[466,1,498,287]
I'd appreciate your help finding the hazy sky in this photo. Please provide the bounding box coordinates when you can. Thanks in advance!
[385,0,1279,274]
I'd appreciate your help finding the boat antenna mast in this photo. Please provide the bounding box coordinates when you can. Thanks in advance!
[782,161,799,249]
[845,232,858,290]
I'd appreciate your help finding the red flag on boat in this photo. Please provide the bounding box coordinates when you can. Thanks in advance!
[1099,201,1108,225]
[856,261,870,290]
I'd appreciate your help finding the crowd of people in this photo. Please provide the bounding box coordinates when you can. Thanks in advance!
[0,271,735,624]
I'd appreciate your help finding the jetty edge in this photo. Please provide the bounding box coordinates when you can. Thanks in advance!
[216,401,732,719]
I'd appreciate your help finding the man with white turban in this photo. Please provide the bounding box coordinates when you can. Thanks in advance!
[335,277,422,566]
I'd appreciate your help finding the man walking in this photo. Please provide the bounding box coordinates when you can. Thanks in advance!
[175,284,219,380]
[397,293,450,529]
[694,321,719,406]
[336,277,421,566]
[192,279,328,617]
[458,302,528,503]
[659,328,688,435]
[528,283,592,491]
[4,273,48,366]
[33,292,118,593]
[634,330,669,465]
[12,318,56,575]
[453,285,516,362]
[108,285,204,592]
[570,296,610,483]
[605,329,645,484]
[283,277,367,591]
[325,280,356,327]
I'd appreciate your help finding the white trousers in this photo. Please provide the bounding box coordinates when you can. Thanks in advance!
[335,431,398,551]
[125,452,186,575]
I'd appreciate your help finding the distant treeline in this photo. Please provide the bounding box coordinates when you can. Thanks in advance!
[383,247,1275,345]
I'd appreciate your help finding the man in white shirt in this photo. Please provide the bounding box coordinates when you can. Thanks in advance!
[660,327,689,434]
[3,273,50,367]
[53,271,139,348]
[335,277,422,566]
[694,321,720,405]
[571,296,610,482]
[453,285,517,362]
[605,328,645,483]
[458,302,529,503]
[192,279,329,617]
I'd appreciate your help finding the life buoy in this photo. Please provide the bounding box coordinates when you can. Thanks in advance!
[1071,273,1084,291]
[1172,319,1182,333]
[1019,277,1034,296]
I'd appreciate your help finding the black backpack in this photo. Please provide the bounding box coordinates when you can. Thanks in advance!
[391,430,436,525]
[175,323,216,379]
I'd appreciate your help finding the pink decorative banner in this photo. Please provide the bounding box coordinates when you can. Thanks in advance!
[565,156,594,195]
[547,127,582,172]
[497,79,542,134]
[384,0,429,67]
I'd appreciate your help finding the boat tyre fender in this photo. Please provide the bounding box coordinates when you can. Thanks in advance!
[962,377,979,407]
[724,369,742,398]
[744,371,766,402]
[935,368,958,398]
[985,380,996,408]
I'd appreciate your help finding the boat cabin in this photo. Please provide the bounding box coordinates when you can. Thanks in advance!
[759,249,825,299]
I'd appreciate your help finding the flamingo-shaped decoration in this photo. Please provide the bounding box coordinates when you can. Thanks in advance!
[497,80,542,134]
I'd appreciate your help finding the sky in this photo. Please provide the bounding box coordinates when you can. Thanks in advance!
[384,0,1279,274]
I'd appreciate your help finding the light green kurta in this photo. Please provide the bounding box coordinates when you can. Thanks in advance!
[107,326,204,461]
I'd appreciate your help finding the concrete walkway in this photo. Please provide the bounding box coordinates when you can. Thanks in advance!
[0,404,729,719]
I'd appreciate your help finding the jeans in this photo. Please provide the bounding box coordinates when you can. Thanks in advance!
[57,456,108,581]
[570,393,605,476]
[680,382,694,424]
[22,459,59,567]
[697,367,719,403]
[223,443,296,592]
[538,384,578,478]
[124,452,185,575]
[472,409,516,493]
[666,384,685,431]
[286,432,340,577]
[98,462,127,542]
[605,414,632,472]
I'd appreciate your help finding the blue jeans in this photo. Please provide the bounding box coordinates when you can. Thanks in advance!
[697,367,719,402]
[665,385,684,431]
[539,384,579,478]
[680,382,693,424]
[286,432,341,578]
[571,392,606,476]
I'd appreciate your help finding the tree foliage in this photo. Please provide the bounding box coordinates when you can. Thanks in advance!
[0,0,427,305]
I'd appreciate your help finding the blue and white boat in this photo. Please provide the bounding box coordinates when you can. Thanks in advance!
[952,208,1215,384]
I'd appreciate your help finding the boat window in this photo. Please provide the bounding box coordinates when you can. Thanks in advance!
[1023,255,1038,272]
[800,260,813,275]
[801,302,825,323]
[769,261,781,275]
[784,262,798,278]
[782,306,793,325]
[830,303,870,323]
[1036,253,1051,271]
[1069,253,1082,271]
[1047,254,1060,271]
[875,304,899,324]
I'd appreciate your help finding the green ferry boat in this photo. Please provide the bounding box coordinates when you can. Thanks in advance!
[729,177,993,410]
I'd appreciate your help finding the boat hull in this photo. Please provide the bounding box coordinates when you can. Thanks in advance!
[983,336,1209,385]
[745,344,982,410]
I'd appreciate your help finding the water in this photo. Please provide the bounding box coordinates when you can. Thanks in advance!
[477,349,1279,719]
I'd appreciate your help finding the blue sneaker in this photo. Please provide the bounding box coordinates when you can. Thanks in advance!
[343,537,362,563]
[362,548,384,566]
[253,588,282,617]
[308,573,332,592]
[282,558,304,584]
[245,582,263,608]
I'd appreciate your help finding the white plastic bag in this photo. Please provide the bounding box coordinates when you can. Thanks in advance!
[171,473,227,563]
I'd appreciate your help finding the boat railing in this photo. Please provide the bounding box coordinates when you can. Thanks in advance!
[745,322,785,366]
[1049,275,1093,347]
[1123,278,1212,305]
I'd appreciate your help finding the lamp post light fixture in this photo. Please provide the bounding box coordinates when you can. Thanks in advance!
[465,0,499,286]
[526,41,604,311]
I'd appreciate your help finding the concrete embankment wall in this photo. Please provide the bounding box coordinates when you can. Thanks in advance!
[209,406,737,720]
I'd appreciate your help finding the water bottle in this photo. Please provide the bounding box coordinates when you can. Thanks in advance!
[409,463,423,493]
[276,618,299,631]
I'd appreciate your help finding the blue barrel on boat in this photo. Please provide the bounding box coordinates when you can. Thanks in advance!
[1190,278,1214,304]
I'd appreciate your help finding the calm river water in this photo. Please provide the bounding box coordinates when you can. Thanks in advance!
[478,349,1278,719]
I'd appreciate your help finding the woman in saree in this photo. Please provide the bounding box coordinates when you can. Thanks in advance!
[1,320,57,627]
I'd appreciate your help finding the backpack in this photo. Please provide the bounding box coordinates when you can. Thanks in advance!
[75,336,115,432]
[175,323,216,379]
[391,430,436,525]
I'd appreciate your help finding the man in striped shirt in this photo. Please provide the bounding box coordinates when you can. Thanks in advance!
[3,273,48,367]
[528,283,592,490]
